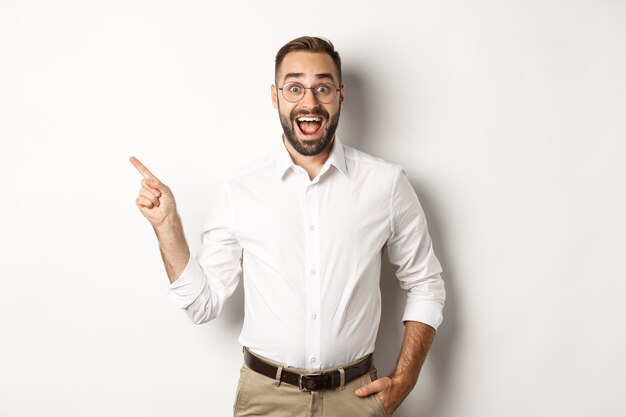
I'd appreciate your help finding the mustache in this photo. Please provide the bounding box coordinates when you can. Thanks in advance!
[291,108,329,119]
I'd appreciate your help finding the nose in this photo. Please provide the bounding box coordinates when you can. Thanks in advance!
[300,88,321,107]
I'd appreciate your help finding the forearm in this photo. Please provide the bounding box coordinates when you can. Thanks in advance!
[391,321,436,393]
[355,320,436,415]
[153,213,191,284]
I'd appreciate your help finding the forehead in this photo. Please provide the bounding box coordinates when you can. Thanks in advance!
[277,51,339,84]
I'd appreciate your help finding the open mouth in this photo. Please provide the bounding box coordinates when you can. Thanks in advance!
[295,116,323,136]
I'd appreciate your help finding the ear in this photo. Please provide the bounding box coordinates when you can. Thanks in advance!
[271,84,278,109]
[339,84,345,108]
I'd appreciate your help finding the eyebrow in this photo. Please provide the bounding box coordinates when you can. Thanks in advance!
[283,72,337,83]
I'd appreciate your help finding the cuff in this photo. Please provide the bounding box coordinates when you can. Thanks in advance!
[167,256,206,309]
[401,300,444,330]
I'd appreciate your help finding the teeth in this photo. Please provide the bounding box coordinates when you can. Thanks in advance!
[297,117,321,122]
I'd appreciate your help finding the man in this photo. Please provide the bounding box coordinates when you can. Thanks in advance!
[131,36,444,417]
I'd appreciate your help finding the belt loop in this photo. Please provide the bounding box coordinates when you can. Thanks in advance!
[338,367,345,390]
[274,365,284,387]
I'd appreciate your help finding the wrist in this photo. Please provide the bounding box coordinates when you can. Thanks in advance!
[153,212,183,235]
[389,373,417,395]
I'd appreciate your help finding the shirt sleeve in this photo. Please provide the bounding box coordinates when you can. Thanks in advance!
[167,181,243,324]
[386,167,445,330]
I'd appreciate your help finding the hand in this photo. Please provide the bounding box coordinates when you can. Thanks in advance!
[355,375,409,417]
[129,156,178,227]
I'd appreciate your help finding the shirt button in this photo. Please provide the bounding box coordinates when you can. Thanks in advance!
[310,269,316,275]
[311,313,317,320]
[309,225,315,231]
[310,357,317,363]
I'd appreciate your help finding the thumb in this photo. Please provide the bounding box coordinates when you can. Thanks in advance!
[145,177,159,188]
[144,177,170,194]
[354,378,386,397]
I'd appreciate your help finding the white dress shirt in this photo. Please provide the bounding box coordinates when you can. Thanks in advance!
[168,139,445,369]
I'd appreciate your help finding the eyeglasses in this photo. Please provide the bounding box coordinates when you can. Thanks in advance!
[278,82,340,104]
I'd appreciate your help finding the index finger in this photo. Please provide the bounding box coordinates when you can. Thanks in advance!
[129,156,158,180]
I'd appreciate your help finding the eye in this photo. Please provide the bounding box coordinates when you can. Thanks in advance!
[316,85,329,94]
[288,84,302,93]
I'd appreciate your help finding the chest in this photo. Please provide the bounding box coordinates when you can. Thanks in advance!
[230,174,391,261]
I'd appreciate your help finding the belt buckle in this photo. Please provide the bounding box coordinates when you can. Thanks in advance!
[298,373,325,392]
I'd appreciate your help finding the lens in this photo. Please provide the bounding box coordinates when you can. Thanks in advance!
[282,83,304,102]
[313,84,336,103]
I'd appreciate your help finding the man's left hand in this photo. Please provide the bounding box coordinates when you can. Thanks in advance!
[354,375,410,416]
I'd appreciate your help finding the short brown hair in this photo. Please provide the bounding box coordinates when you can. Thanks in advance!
[275,36,342,84]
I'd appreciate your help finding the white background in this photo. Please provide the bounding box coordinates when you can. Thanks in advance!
[1,1,625,416]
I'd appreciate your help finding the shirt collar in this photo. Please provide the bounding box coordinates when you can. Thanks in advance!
[275,137,348,179]
[275,139,295,178]
[327,138,348,176]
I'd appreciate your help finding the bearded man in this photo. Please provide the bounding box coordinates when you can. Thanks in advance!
[131,36,445,417]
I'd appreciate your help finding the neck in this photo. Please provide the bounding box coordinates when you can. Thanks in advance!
[283,135,334,180]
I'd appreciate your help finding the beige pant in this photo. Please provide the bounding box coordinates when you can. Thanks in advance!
[233,358,387,417]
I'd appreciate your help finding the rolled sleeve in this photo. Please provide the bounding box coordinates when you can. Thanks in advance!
[167,256,207,309]
[167,181,243,324]
[386,168,446,330]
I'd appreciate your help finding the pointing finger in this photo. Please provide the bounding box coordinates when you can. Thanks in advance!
[129,156,158,180]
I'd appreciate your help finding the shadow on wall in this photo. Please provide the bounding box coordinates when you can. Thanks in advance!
[342,69,458,417]
[338,70,371,150]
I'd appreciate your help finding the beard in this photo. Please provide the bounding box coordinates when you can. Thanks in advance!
[279,106,340,157]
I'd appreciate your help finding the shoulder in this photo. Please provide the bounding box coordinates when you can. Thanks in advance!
[343,144,404,179]
[221,150,278,187]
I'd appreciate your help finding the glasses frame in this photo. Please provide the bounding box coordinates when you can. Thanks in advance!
[277,82,341,104]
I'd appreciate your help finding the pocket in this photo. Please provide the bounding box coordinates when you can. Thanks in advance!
[367,368,387,417]
[233,364,251,415]
[373,392,387,417]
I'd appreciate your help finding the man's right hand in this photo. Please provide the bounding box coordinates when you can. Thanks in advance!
[129,156,190,283]
[130,156,178,228]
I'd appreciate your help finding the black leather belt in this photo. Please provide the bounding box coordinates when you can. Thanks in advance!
[243,347,372,391]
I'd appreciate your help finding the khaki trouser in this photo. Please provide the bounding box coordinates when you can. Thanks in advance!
[233,355,387,417]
